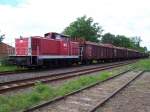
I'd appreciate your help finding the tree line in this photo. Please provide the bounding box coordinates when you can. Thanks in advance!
[0,16,148,52]
[0,35,4,43]
[63,15,148,52]
[102,33,147,52]
[0,30,5,43]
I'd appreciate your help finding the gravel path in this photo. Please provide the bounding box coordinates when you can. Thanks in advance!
[0,62,124,83]
[32,70,139,112]
[96,72,150,112]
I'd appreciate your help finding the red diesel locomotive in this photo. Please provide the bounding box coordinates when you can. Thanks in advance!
[10,32,148,67]
[12,32,80,67]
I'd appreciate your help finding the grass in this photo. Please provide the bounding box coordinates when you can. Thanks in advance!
[0,82,55,112]
[0,71,117,112]
[133,59,150,71]
[0,65,22,72]
[0,58,25,72]
[56,72,113,96]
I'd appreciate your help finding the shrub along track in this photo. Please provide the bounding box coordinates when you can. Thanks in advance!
[23,68,144,112]
[0,61,135,94]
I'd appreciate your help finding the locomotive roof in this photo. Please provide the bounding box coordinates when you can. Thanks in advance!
[44,32,70,38]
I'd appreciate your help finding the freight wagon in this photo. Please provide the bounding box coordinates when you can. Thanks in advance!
[79,41,147,64]
[9,32,148,67]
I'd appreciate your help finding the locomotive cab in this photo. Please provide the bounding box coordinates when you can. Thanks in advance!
[44,32,69,41]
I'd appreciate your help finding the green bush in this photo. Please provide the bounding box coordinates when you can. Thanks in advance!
[0,58,10,66]
[0,104,11,112]
[133,59,150,71]
[0,65,18,72]
[0,59,25,72]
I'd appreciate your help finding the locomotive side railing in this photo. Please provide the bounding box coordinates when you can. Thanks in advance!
[7,48,15,56]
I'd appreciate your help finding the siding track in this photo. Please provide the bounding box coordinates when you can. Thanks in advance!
[23,68,143,112]
[0,61,134,94]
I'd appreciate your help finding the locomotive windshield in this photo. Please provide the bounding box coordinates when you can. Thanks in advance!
[44,32,70,41]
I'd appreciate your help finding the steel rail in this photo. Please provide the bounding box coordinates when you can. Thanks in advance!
[88,71,144,112]
[0,61,135,86]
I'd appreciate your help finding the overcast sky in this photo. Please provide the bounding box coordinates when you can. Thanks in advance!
[0,0,150,50]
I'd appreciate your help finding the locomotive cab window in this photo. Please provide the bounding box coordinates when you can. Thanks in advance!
[55,34,61,40]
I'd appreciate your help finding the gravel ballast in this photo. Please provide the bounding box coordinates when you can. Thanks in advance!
[0,62,126,83]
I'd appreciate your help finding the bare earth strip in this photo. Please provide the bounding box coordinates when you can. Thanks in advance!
[33,71,140,112]
[96,72,150,112]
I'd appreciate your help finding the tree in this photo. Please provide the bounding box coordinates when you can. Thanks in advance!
[0,30,5,43]
[101,33,148,52]
[101,33,115,44]
[0,35,4,42]
[129,36,148,52]
[101,33,132,48]
[131,36,142,48]
[114,35,132,48]
[143,47,147,52]
[63,16,103,42]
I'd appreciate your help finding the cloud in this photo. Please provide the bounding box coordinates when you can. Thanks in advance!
[0,0,150,50]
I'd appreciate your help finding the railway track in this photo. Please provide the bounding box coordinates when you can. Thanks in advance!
[23,69,144,112]
[0,68,49,76]
[0,61,135,94]
[0,69,28,76]
[0,60,139,77]
[0,67,62,76]
[0,60,135,76]
[95,71,150,112]
[88,71,144,112]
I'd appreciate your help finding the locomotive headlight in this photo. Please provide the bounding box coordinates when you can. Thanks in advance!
[63,43,67,47]
[20,40,23,43]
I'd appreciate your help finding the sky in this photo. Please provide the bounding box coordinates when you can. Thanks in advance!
[0,0,150,50]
